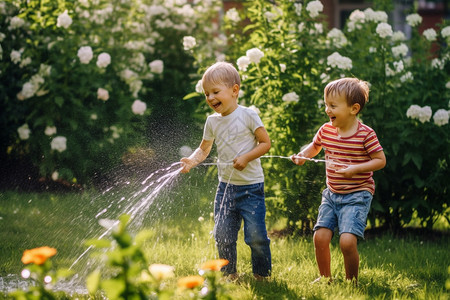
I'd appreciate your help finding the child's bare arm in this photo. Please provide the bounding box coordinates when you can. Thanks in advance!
[180,139,213,173]
[291,142,322,166]
[335,150,386,178]
[233,127,271,171]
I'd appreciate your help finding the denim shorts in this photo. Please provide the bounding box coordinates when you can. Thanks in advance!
[313,188,373,239]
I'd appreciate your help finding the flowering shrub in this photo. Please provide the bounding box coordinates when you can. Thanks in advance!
[186,0,449,230]
[9,246,72,299]
[1,0,222,184]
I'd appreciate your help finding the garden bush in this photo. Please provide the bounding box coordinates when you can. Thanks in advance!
[184,0,449,231]
[1,0,222,184]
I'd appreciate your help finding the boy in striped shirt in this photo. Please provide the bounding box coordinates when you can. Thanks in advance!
[292,77,386,284]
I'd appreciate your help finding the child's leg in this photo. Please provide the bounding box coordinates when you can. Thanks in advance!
[340,233,359,281]
[336,191,372,282]
[213,182,241,275]
[237,183,271,277]
[313,228,333,278]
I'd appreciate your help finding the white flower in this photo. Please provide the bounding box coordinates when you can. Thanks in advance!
[400,71,413,83]
[364,9,388,23]
[446,81,450,89]
[327,28,347,48]
[279,63,286,73]
[57,10,72,29]
[97,88,109,101]
[310,23,323,35]
[431,58,444,69]
[198,216,205,222]
[393,61,404,73]
[392,31,406,41]
[51,136,67,152]
[327,52,352,70]
[149,60,164,74]
[433,109,449,126]
[9,16,25,30]
[77,46,93,64]
[237,56,250,71]
[306,0,323,18]
[20,82,37,99]
[45,126,57,136]
[418,106,432,123]
[282,92,299,103]
[246,48,264,64]
[294,3,302,16]
[19,57,32,68]
[91,113,98,120]
[406,13,422,27]
[18,124,31,140]
[10,50,21,64]
[376,22,392,38]
[264,11,276,22]
[96,52,111,68]
[441,26,450,39]
[148,264,174,281]
[423,28,437,41]
[238,89,244,98]
[392,43,408,58]
[248,105,260,114]
[407,105,432,123]
[225,8,240,23]
[132,99,147,115]
[51,171,59,181]
[195,80,203,93]
[179,145,193,157]
[349,9,365,23]
[183,36,196,50]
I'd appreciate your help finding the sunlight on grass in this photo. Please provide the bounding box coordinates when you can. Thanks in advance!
[1,185,449,299]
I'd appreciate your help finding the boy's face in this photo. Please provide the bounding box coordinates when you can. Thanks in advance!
[324,92,359,128]
[203,81,239,116]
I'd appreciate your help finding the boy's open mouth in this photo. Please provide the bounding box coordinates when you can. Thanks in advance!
[330,116,336,122]
[212,102,221,109]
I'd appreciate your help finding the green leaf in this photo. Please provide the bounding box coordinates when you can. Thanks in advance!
[101,279,125,300]
[85,238,111,248]
[86,269,101,295]
[54,96,64,107]
[183,92,201,100]
[411,153,423,170]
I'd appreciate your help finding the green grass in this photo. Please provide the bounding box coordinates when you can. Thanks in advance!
[0,171,449,299]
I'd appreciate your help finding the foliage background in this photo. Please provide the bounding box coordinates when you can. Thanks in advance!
[1,0,449,231]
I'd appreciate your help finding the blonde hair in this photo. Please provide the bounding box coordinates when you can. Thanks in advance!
[202,62,241,89]
[325,78,369,112]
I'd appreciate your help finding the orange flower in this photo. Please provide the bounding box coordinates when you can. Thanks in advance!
[21,246,57,265]
[177,275,205,289]
[200,259,229,271]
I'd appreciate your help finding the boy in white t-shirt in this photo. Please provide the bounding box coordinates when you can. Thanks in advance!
[180,62,272,280]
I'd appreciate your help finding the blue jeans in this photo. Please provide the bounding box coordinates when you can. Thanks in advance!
[213,182,271,276]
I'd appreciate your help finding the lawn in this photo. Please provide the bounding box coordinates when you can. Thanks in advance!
[0,167,449,299]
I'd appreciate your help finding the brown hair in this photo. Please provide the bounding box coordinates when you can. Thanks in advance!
[324,78,369,112]
[202,62,241,89]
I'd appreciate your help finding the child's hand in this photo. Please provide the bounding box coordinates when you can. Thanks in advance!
[335,165,356,178]
[233,156,248,171]
[180,157,194,173]
[291,153,307,166]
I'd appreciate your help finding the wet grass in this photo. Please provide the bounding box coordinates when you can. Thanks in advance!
[0,170,449,299]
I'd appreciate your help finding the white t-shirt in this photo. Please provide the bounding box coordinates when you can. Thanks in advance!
[203,105,265,185]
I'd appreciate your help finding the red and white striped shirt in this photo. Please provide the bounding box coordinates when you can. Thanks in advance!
[313,121,383,195]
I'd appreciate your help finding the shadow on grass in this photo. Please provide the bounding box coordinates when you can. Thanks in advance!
[246,278,304,300]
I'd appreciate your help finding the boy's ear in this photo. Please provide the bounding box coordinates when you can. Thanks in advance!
[351,103,361,115]
[232,84,240,96]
